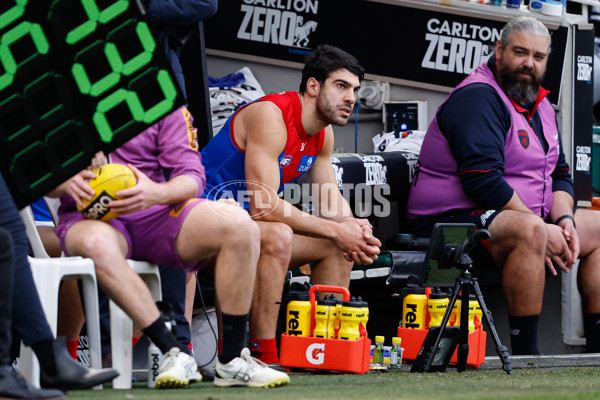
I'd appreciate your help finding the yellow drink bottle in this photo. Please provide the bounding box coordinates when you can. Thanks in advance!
[428,288,449,327]
[285,292,311,336]
[451,292,461,326]
[356,296,369,331]
[402,287,427,329]
[339,297,362,340]
[467,294,482,332]
[313,296,337,338]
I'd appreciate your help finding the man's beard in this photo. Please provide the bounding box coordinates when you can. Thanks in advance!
[496,64,544,105]
[316,90,351,127]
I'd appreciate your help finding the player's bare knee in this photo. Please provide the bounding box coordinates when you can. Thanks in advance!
[69,225,123,272]
[260,223,293,263]
[519,215,547,252]
[225,215,261,254]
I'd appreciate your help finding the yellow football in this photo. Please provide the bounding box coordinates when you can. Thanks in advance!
[76,163,136,221]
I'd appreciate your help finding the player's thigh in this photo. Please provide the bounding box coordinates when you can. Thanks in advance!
[64,219,128,258]
[486,210,546,265]
[575,208,600,258]
[176,200,257,259]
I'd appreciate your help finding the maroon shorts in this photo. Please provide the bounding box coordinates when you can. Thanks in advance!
[56,198,209,272]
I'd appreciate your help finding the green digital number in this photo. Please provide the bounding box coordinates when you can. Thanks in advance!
[92,88,141,142]
[132,68,178,123]
[92,69,178,141]
[0,21,49,91]
[71,40,121,97]
[71,19,157,97]
[0,0,27,31]
[105,21,155,76]
[65,0,98,45]
[62,0,129,45]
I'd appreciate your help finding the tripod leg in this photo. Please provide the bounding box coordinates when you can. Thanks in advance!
[456,280,471,372]
[472,279,512,374]
[420,279,461,372]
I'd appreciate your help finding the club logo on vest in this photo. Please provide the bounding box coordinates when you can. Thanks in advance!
[279,154,293,167]
[517,130,529,149]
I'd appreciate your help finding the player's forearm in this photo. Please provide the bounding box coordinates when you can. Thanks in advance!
[251,198,340,241]
[155,175,198,205]
[501,190,533,213]
[316,192,353,223]
[549,190,575,222]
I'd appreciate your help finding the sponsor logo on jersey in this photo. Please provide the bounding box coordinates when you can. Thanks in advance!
[182,107,198,151]
[297,155,316,172]
[517,129,529,149]
[300,142,307,151]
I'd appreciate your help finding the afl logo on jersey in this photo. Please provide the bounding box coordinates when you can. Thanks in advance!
[517,130,529,149]
[280,155,293,167]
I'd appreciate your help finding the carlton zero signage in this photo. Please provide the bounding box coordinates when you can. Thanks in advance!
[421,18,499,75]
[237,0,319,50]
[205,0,567,104]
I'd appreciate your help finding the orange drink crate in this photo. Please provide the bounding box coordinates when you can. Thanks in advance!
[280,285,371,374]
[398,314,487,368]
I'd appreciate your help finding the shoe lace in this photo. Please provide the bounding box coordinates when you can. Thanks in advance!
[158,351,178,373]
[240,349,267,371]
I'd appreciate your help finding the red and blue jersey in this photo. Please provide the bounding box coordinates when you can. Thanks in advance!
[201,91,325,209]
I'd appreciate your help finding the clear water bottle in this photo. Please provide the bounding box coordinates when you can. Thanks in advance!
[147,341,163,388]
[390,337,402,369]
[373,336,385,365]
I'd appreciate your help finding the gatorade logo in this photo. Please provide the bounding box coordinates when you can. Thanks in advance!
[306,343,325,365]
[82,192,113,220]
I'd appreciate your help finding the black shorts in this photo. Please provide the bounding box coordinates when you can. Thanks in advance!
[407,209,503,285]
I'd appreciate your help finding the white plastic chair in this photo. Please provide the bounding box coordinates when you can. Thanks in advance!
[18,206,103,389]
[110,260,162,389]
[24,200,163,389]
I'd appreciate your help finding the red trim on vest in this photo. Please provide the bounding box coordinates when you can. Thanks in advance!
[509,86,550,122]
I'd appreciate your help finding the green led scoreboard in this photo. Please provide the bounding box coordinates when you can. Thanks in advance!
[0,0,184,208]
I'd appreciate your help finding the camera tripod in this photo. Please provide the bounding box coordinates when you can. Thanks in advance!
[413,229,512,374]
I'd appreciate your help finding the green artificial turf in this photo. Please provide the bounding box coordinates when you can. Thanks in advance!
[65,367,600,400]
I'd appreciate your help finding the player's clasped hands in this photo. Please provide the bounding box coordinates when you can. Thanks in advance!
[544,223,573,275]
[339,217,381,265]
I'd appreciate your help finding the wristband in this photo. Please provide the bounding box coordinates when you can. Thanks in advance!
[554,214,576,229]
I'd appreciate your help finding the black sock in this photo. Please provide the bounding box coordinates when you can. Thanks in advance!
[584,313,600,353]
[218,313,248,364]
[509,315,540,355]
[142,316,191,356]
[31,338,56,376]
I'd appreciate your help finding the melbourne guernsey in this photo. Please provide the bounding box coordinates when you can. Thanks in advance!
[201,91,325,209]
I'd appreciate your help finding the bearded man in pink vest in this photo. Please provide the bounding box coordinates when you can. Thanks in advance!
[407,16,600,355]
